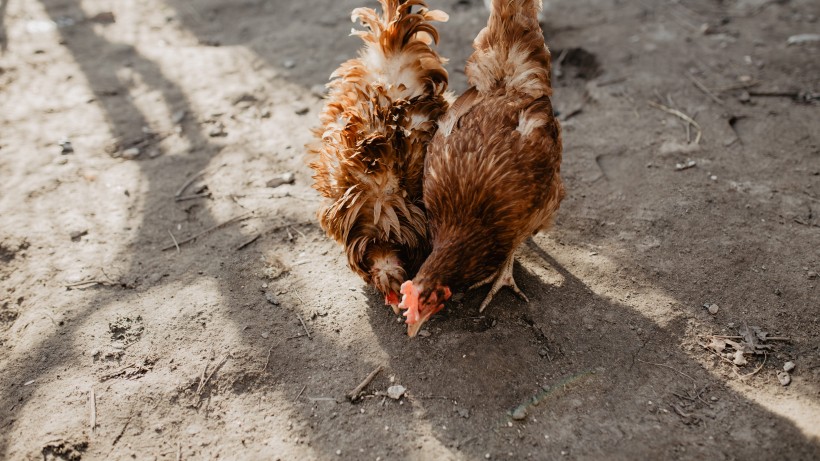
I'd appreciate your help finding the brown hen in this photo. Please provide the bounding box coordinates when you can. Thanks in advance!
[400,0,565,336]
[308,0,450,313]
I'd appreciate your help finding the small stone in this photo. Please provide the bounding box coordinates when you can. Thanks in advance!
[808,271,818,280]
[336,450,341,456]
[266,172,296,188]
[311,84,328,98]
[511,406,528,421]
[774,288,782,296]
[783,361,795,372]
[485,454,491,460]
[121,147,141,159]
[59,139,74,154]
[146,273,163,285]
[674,159,697,171]
[708,303,719,315]
[458,408,470,419]
[283,59,296,69]
[387,385,406,400]
[538,348,549,358]
[739,91,751,103]
[171,110,187,124]
[295,106,310,115]
[710,396,718,402]
[777,371,791,386]
[209,124,227,137]
[265,292,280,306]
[69,229,88,241]
[418,329,431,337]
[261,332,269,339]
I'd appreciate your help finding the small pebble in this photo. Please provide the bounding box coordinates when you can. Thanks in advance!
[122,147,141,159]
[266,172,296,188]
[418,330,431,337]
[387,385,406,400]
[283,59,296,69]
[209,124,227,137]
[336,450,341,456]
[708,303,719,315]
[783,361,795,372]
[311,84,328,98]
[777,371,791,386]
[458,408,470,419]
[171,110,187,124]
[485,454,491,460]
[295,106,310,115]
[265,292,280,306]
[710,396,718,402]
[59,139,74,154]
[808,271,818,280]
[511,406,528,421]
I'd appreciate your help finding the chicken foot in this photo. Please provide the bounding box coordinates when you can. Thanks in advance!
[471,255,529,312]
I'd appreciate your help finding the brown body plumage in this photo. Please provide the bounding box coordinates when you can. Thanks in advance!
[400,0,565,336]
[308,0,450,310]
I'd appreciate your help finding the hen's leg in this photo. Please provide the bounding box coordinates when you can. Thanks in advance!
[478,255,529,313]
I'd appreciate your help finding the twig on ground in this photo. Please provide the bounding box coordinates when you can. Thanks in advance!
[296,313,311,340]
[197,354,229,396]
[176,442,182,461]
[705,334,790,341]
[168,230,181,254]
[235,233,260,251]
[175,192,212,202]
[648,101,703,144]
[89,388,97,433]
[111,400,137,447]
[748,90,808,99]
[346,365,383,401]
[286,334,305,340]
[161,211,253,251]
[669,403,692,419]
[673,386,708,403]
[260,346,273,373]
[294,385,307,403]
[234,221,313,251]
[738,352,767,379]
[716,80,760,93]
[175,163,224,199]
[686,73,724,105]
[65,280,112,289]
[637,358,696,382]
[596,76,626,87]
[290,226,307,239]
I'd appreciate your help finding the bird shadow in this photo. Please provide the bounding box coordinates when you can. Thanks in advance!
[362,237,820,458]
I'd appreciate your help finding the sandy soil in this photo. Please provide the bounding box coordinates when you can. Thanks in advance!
[1,0,819,459]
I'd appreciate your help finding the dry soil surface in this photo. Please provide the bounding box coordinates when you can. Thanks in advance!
[1,0,819,460]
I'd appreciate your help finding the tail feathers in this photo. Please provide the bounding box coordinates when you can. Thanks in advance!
[467,0,551,97]
[338,0,450,99]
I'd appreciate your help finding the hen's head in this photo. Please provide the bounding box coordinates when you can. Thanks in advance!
[399,280,452,337]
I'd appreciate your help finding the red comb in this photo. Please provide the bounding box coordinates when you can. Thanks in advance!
[399,281,420,324]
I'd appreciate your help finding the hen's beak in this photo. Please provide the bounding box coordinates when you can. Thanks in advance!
[406,305,443,337]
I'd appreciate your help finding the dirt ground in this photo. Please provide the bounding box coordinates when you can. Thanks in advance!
[0,0,819,459]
